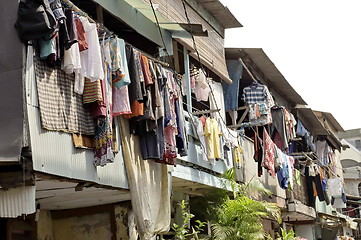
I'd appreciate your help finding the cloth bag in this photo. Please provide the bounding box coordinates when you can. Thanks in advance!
[14,0,57,42]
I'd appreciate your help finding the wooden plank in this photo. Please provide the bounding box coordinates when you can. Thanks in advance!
[96,5,104,23]
[237,107,249,125]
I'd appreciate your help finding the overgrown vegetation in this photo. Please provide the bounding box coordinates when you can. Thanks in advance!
[172,168,283,240]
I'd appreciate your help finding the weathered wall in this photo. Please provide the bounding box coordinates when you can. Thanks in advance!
[114,203,132,240]
[295,225,315,240]
[242,138,287,207]
[0,0,24,162]
[37,210,55,240]
[262,219,276,239]
[52,213,112,240]
[344,178,361,197]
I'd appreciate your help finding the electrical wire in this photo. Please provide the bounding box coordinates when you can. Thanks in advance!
[149,0,174,66]
[180,0,238,139]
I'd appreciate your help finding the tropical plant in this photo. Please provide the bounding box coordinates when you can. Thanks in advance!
[207,168,281,240]
[172,168,282,240]
[276,228,296,240]
[172,200,207,240]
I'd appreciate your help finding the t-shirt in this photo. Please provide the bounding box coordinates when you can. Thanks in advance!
[204,118,222,162]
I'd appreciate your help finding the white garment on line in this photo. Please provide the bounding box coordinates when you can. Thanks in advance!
[76,16,104,94]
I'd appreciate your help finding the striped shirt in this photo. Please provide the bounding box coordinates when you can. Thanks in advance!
[242,83,274,107]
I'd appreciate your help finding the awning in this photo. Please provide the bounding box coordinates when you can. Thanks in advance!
[188,0,242,29]
[92,0,192,48]
[297,108,343,151]
[297,108,329,136]
[93,0,232,84]
[226,48,308,106]
[120,0,192,38]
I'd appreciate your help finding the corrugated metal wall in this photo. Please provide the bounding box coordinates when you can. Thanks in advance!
[25,46,128,189]
[0,186,36,217]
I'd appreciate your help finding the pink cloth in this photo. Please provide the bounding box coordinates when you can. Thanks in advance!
[262,128,276,177]
[112,85,131,115]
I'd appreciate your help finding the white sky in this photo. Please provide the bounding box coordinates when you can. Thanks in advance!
[220,0,361,131]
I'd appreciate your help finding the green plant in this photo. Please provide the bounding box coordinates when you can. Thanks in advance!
[206,168,281,240]
[276,228,296,240]
[172,200,207,240]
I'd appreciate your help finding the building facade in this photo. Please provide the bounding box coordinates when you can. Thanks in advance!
[0,0,357,240]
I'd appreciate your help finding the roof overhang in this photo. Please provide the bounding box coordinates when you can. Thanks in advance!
[226,48,307,106]
[322,112,345,132]
[195,0,243,29]
[297,108,329,136]
[296,108,342,151]
[93,0,193,45]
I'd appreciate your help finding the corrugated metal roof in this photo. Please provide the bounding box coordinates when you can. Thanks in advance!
[226,48,308,106]
[197,0,242,29]
[297,108,342,151]
[319,111,345,132]
[297,108,329,136]
[0,186,36,217]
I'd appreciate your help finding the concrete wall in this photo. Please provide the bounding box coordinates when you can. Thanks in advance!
[242,138,287,207]
[114,203,133,240]
[37,210,55,240]
[344,178,361,197]
[52,212,112,240]
[36,204,132,240]
[295,224,315,240]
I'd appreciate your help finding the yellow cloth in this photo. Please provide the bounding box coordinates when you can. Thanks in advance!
[204,118,222,160]
[234,145,243,166]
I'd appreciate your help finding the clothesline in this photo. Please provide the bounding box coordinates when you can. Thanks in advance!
[62,0,96,23]
[62,0,170,68]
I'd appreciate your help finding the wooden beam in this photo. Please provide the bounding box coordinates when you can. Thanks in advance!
[96,5,104,23]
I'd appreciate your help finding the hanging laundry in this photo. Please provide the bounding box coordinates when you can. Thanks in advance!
[316,140,331,165]
[62,11,82,83]
[270,106,288,150]
[233,144,243,169]
[276,150,289,189]
[123,45,145,119]
[191,115,208,163]
[34,55,95,135]
[224,59,242,111]
[189,65,198,90]
[262,128,276,177]
[242,83,274,125]
[82,78,103,104]
[93,117,114,166]
[328,177,346,208]
[194,69,210,102]
[78,16,104,93]
[305,164,326,207]
[253,127,263,177]
[296,119,316,152]
[74,16,88,51]
[209,80,225,120]
[204,117,222,164]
